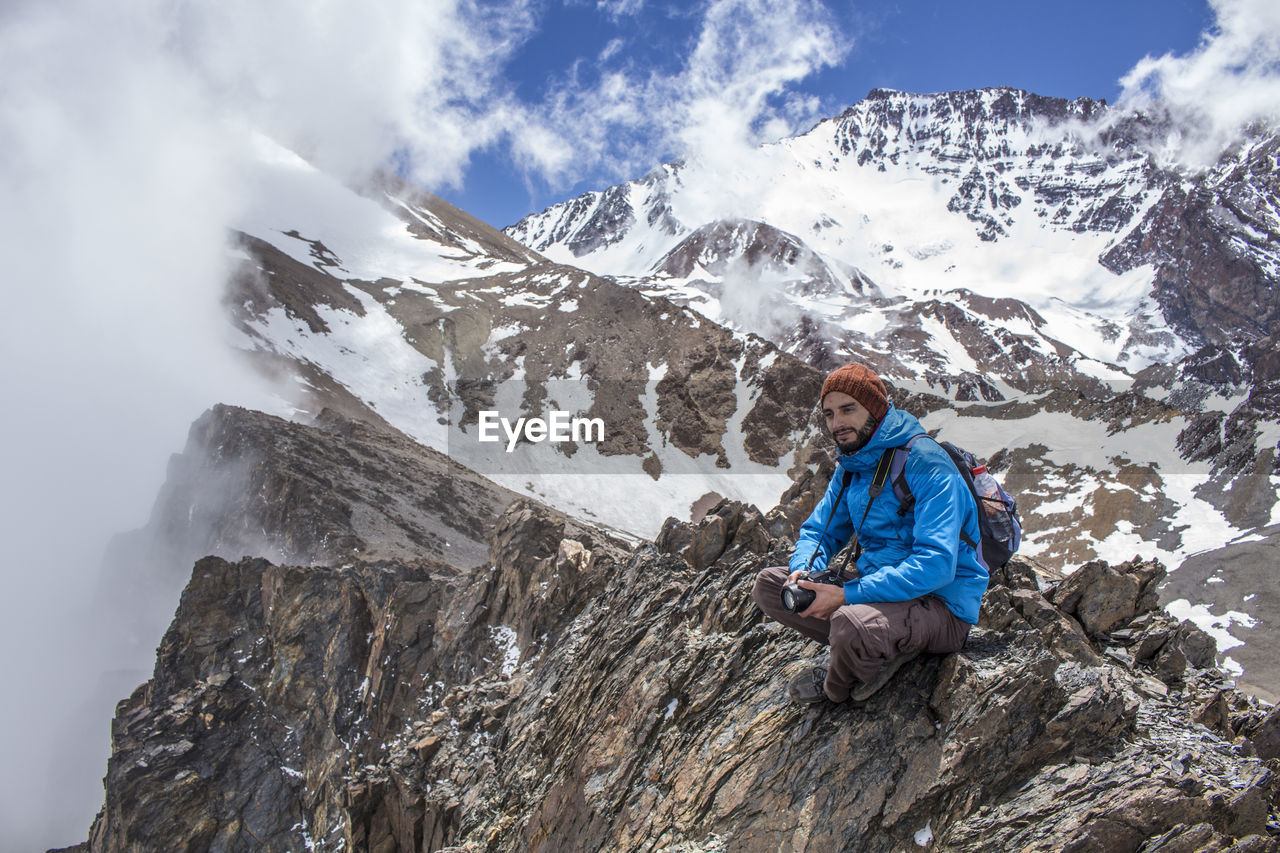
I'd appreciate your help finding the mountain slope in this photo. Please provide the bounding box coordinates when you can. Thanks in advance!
[79,422,1280,850]
[225,141,827,540]
[502,87,1280,681]
[507,87,1183,381]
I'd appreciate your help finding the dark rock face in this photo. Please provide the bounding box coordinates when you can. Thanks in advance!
[508,184,637,258]
[102,404,538,581]
[1102,132,1280,362]
[86,498,624,852]
[82,472,1280,851]
[653,219,842,289]
[565,184,636,257]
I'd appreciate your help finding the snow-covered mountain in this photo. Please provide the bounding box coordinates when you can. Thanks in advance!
[225,139,827,542]
[508,88,1187,385]
[504,87,1280,684]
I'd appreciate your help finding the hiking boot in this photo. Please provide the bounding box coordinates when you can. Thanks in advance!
[788,666,830,704]
[850,650,922,702]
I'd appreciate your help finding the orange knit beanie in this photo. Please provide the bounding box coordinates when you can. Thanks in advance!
[820,363,889,421]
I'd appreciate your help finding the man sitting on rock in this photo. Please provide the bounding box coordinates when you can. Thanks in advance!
[752,363,988,704]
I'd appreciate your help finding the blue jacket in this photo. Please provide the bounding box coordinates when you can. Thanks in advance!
[788,404,988,624]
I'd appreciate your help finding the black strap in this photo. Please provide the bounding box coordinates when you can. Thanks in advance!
[839,448,896,577]
[801,469,854,574]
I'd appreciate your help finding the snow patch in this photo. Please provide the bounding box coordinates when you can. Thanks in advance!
[1165,599,1256,653]
[490,625,521,678]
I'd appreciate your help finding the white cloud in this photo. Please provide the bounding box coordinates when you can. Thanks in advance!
[166,0,539,188]
[0,0,542,846]
[598,0,645,20]
[0,2,261,845]
[599,36,626,62]
[1117,0,1280,167]
[530,0,848,188]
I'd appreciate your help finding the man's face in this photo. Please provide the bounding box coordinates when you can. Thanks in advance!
[822,390,877,454]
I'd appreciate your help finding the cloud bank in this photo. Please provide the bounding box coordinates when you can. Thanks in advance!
[0,0,848,846]
[0,0,536,846]
[524,0,847,186]
[1117,0,1280,167]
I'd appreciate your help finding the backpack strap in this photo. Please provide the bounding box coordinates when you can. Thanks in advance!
[889,434,926,516]
[890,434,981,552]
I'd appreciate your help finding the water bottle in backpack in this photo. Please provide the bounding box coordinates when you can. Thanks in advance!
[971,465,1016,544]
[884,436,1023,569]
[972,466,1013,532]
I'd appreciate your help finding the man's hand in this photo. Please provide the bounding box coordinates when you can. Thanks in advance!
[798,579,846,620]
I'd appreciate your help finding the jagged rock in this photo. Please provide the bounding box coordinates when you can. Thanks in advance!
[82,538,1280,851]
[1140,822,1276,852]
[103,404,537,577]
[981,583,1100,665]
[1195,690,1235,736]
[762,455,834,541]
[1240,704,1280,762]
[471,499,619,651]
[1049,557,1165,636]
[655,499,773,571]
[1124,618,1220,686]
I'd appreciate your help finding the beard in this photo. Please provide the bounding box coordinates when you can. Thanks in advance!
[834,419,877,454]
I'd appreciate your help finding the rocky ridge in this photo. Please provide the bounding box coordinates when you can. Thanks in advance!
[230,179,826,540]
[77,408,1280,852]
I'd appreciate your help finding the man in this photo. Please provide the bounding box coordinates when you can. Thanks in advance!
[752,362,988,704]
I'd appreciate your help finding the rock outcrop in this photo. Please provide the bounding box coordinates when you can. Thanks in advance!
[81,482,1280,851]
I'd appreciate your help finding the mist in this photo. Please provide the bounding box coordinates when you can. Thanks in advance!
[1116,0,1280,168]
[0,0,536,846]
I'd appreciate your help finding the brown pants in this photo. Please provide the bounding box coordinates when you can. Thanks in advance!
[752,565,971,702]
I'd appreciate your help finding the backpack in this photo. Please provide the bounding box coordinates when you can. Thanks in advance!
[882,435,1022,571]
[819,434,1023,577]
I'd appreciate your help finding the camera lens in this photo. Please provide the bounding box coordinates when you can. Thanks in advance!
[782,587,797,611]
[780,583,815,614]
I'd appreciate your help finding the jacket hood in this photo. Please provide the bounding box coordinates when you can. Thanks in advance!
[835,404,924,472]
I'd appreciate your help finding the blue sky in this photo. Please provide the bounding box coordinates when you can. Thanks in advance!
[441,0,1213,229]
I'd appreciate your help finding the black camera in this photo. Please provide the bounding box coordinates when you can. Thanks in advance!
[780,569,843,613]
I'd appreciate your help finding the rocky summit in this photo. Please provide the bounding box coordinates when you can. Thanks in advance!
[74,408,1280,852]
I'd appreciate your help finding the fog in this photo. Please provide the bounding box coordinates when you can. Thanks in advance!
[1116,0,1280,168]
[0,0,535,845]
